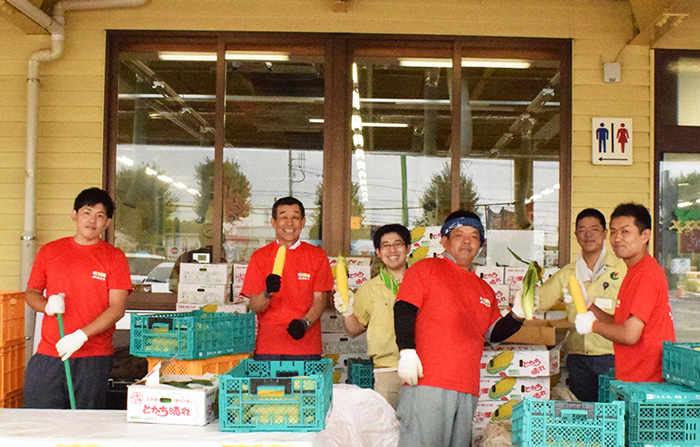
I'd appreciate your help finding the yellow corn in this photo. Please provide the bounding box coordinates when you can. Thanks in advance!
[272,245,286,276]
[336,251,349,312]
[568,275,588,314]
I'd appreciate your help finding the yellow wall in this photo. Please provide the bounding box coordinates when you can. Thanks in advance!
[0,0,698,289]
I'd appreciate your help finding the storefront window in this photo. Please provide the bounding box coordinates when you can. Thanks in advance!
[656,50,700,342]
[115,48,217,290]
[222,48,325,262]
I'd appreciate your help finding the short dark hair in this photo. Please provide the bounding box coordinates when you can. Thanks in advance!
[372,224,411,250]
[272,196,305,219]
[73,188,115,218]
[611,203,651,233]
[576,208,606,230]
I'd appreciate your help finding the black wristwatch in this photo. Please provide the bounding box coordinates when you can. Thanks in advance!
[302,318,311,329]
[264,291,272,299]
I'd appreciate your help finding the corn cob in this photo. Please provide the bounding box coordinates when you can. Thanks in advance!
[272,245,286,276]
[336,251,349,312]
[568,275,588,314]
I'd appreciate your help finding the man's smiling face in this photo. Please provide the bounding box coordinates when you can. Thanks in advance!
[271,204,306,246]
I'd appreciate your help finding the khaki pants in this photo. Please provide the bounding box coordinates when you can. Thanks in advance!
[373,367,404,409]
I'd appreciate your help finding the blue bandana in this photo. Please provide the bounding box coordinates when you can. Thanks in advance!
[440,217,485,246]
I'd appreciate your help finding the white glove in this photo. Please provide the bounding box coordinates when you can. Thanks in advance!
[397,349,423,386]
[55,329,88,361]
[44,293,65,316]
[511,291,525,319]
[575,311,597,335]
[333,289,354,317]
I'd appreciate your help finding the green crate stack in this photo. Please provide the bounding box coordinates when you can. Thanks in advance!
[610,380,700,447]
[130,310,255,359]
[662,341,700,391]
[346,357,374,389]
[218,359,333,432]
[512,398,625,447]
[598,368,616,403]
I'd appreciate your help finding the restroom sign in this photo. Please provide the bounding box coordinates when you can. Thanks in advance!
[591,117,632,165]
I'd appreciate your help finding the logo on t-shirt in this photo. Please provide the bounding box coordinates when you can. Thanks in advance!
[479,296,491,307]
[610,271,620,280]
[92,270,107,281]
[297,272,311,281]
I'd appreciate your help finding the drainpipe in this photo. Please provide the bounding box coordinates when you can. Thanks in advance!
[9,0,149,359]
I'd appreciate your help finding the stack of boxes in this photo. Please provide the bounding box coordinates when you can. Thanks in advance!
[175,263,246,313]
[473,344,560,447]
[322,256,371,383]
[0,291,25,408]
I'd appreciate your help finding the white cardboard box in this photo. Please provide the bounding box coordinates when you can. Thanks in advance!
[232,264,248,303]
[489,284,510,309]
[478,375,550,401]
[127,363,218,426]
[177,283,230,304]
[175,302,248,314]
[480,344,560,377]
[472,399,517,447]
[328,256,372,289]
[320,308,346,333]
[475,266,505,285]
[504,267,527,286]
[180,263,232,285]
[322,332,367,355]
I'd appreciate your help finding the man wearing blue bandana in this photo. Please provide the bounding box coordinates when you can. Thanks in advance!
[394,210,526,447]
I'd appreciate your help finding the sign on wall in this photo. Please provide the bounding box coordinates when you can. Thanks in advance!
[591,117,632,165]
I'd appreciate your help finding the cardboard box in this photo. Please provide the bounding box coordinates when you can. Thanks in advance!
[489,284,510,308]
[127,361,218,426]
[504,267,527,286]
[472,399,518,447]
[232,264,248,303]
[177,283,230,304]
[328,256,372,288]
[480,344,560,377]
[504,319,570,346]
[320,308,346,333]
[179,263,232,285]
[476,266,504,285]
[175,302,248,314]
[478,375,550,401]
[322,332,367,355]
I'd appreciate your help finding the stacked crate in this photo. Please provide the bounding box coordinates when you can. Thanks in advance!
[473,344,560,447]
[0,291,25,408]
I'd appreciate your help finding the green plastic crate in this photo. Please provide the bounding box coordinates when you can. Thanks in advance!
[663,341,700,392]
[218,359,333,432]
[129,310,255,359]
[346,357,374,389]
[512,398,625,447]
[610,380,700,447]
[598,368,616,403]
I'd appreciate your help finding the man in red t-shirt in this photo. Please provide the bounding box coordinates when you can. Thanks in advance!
[24,188,132,409]
[576,203,675,382]
[393,210,526,447]
[242,197,334,359]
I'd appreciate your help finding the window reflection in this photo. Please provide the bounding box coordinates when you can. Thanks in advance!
[115,50,217,290]
[223,50,325,262]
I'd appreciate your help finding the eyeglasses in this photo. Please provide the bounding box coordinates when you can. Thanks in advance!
[575,228,604,237]
[380,242,406,251]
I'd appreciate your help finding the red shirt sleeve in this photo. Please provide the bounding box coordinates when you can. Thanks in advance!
[313,250,334,292]
[396,261,428,309]
[241,248,266,296]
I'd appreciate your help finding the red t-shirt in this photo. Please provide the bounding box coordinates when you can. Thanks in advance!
[614,254,675,382]
[27,237,132,358]
[241,241,334,356]
[396,257,502,394]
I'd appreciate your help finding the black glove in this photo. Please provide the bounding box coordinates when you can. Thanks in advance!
[287,318,310,340]
[265,274,281,298]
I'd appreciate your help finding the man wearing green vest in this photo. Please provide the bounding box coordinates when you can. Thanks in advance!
[537,208,626,401]
[334,224,410,408]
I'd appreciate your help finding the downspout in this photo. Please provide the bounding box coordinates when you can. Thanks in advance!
[10,0,149,359]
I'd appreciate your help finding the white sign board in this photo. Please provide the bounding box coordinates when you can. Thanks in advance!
[591,117,632,165]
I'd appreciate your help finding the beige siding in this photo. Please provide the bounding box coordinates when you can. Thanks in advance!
[1,0,700,289]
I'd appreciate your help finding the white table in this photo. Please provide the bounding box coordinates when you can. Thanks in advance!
[0,408,321,446]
